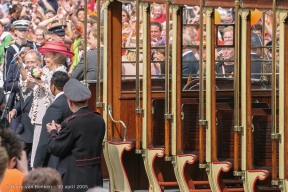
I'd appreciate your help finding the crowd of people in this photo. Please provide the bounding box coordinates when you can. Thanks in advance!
[0,0,108,191]
[120,3,279,81]
[0,0,281,191]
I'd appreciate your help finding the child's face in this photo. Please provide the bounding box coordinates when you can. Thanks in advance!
[153,6,162,18]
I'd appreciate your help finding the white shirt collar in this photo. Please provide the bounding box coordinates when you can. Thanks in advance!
[53,91,64,102]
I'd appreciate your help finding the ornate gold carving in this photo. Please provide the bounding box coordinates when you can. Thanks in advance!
[140,2,149,12]
[171,5,179,15]
[279,11,288,23]
[240,9,249,20]
[104,0,111,9]
[203,8,213,17]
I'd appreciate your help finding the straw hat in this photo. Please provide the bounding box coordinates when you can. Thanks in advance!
[38,41,74,58]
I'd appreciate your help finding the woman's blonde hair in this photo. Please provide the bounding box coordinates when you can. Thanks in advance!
[46,52,67,65]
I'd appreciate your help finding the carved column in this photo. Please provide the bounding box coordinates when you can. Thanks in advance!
[140,2,149,151]
[278,10,288,192]
[170,4,180,156]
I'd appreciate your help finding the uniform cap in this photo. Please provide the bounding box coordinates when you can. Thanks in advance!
[13,20,30,31]
[48,25,67,36]
[64,78,91,102]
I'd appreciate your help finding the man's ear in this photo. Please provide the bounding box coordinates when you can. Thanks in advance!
[50,83,55,93]
[7,157,16,169]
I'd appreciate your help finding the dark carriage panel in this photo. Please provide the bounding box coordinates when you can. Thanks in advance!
[205,0,235,7]
[278,0,288,9]
[170,0,199,5]
[242,0,272,9]
[139,0,166,3]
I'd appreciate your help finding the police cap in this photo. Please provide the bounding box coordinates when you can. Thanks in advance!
[64,78,91,102]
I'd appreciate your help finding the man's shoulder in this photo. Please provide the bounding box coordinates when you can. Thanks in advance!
[183,51,196,59]
[64,110,103,123]
[88,49,97,56]
[50,95,68,108]
[5,44,19,52]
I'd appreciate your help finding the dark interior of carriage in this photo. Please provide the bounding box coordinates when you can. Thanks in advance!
[150,96,279,191]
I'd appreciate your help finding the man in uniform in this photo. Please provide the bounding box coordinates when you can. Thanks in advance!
[47,78,105,191]
[3,20,37,131]
[48,25,67,43]
[4,20,37,81]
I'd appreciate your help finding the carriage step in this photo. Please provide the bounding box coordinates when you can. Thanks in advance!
[226,188,244,192]
[223,179,243,184]
[258,186,280,191]
[158,181,178,186]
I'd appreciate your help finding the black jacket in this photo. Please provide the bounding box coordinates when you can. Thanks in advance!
[14,88,34,143]
[251,53,262,79]
[33,94,72,169]
[47,107,105,191]
[182,51,199,76]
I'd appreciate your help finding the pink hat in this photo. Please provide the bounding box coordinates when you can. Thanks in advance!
[37,41,74,58]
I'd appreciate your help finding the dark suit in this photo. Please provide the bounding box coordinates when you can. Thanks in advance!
[71,47,103,81]
[47,107,105,191]
[33,93,72,169]
[182,51,199,76]
[3,63,21,132]
[4,43,21,81]
[251,53,262,79]
[14,89,34,143]
[13,82,34,169]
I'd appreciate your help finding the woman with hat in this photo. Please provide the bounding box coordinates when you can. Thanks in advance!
[17,41,74,167]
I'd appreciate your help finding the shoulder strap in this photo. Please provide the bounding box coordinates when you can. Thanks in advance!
[10,44,19,53]
[33,42,37,50]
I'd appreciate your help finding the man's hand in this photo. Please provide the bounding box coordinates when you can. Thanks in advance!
[7,109,16,123]
[55,123,61,132]
[59,0,72,14]
[46,120,57,133]
[13,53,23,64]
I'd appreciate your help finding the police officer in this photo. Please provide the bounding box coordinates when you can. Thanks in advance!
[4,20,37,81]
[48,24,67,43]
[47,79,105,191]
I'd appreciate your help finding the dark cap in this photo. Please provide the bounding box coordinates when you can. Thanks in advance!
[64,78,91,102]
[266,39,279,51]
[48,25,67,36]
[251,33,262,47]
[13,20,30,31]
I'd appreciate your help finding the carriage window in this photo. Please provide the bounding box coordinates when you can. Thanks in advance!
[121,1,142,81]
[181,5,203,91]
[250,9,276,90]
[150,3,169,81]
[216,24,235,79]
[121,2,171,92]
